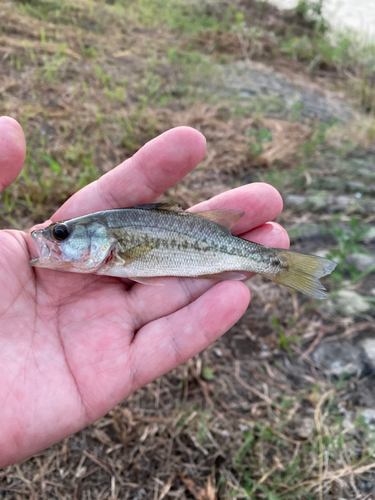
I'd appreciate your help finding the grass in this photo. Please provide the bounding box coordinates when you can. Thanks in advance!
[326,218,373,283]
[215,384,375,499]
[1,0,375,498]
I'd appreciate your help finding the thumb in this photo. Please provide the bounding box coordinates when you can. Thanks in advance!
[0,116,26,192]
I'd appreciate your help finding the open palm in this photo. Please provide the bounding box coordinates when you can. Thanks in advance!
[0,117,289,467]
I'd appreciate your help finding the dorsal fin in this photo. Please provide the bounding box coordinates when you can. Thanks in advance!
[192,209,244,230]
[133,203,184,213]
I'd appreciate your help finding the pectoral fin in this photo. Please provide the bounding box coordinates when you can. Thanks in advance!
[119,241,156,264]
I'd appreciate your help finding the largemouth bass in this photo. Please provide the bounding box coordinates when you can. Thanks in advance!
[30,203,336,298]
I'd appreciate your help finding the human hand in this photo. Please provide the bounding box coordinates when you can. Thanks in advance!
[0,116,289,467]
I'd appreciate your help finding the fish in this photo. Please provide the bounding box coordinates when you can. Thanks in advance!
[30,203,336,298]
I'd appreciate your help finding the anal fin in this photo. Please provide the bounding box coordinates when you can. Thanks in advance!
[130,277,165,286]
[197,271,248,281]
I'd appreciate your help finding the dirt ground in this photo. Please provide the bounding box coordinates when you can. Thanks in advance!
[1,0,375,498]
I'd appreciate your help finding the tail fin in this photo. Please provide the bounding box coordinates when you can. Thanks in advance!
[263,251,336,299]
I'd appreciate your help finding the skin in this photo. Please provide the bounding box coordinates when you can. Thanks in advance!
[0,116,289,467]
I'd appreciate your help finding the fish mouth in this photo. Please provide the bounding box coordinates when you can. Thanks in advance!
[30,230,62,267]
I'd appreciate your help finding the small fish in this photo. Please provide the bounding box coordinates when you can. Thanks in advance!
[30,203,336,298]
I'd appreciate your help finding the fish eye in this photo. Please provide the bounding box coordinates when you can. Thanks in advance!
[52,224,70,241]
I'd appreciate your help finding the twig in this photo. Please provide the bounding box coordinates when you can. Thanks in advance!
[302,329,326,359]
[273,431,307,445]
[314,390,334,500]
[234,361,281,409]
[82,450,113,477]
[301,323,337,359]
[82,450,124,486]
[337,321,374,340]
[251,464,279,494]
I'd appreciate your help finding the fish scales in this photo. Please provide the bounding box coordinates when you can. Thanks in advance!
[101,209,273,277]
[30,204,337,298]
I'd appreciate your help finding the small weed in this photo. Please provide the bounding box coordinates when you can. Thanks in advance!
[17,0,64,22]
[281,35,314,61]
[2,189,16,213]
[301,120,337,157]
[40,51,66,82]
[233,103,254,117]
[196,409,212,445]
[290,101,305,121]
[202,365,215,380]
[230,12,268,60]
[246,126,273,155]
[94,64,112,88]
[296,0,328,33]
[166,2,237,34]
[168,48,204,65]
[40,26,46,45]
[80,44,97,58]
[271,317,299,355]
[235,430,255,465]
[119,107,161,153]
[104,86,127,102]
[326,217,371,282]
[139,71,162,102]
[43,154,62,174]
[25,154,63,204]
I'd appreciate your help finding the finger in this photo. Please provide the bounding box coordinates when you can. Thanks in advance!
[53,127,206,220]
[127,277,213,330]
[126,222,289,330]
[240,222,290,249]
[0,116,26,192]
[127,281,250,392]
[190,182,283,235]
